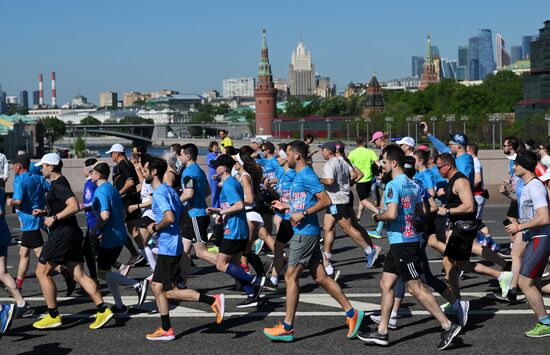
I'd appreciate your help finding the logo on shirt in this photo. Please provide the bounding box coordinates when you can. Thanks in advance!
[387,187,394,199]
[291,191,307,211]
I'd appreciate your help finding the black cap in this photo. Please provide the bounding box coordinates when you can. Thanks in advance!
[84,158,98,167]
[209,154,235,169]
[93,162,111,177]
[12,154,30,169]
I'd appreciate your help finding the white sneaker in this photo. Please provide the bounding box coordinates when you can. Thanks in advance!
[369,313,397,329]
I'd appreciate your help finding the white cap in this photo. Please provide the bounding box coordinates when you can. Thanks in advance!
[251,137,265,145]
[396,136,415,147]
[105,143,124,154]
[35,153,61,167]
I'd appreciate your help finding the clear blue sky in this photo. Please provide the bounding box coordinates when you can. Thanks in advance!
[1,0,548,105]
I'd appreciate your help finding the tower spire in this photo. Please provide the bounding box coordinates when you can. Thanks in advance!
[258,29,272,77]
[425,33,432,61]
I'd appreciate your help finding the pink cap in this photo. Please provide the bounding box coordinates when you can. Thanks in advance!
[417,144,429,151]
[370,131,385,143]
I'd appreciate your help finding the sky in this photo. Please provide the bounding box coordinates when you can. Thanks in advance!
[1,0,548,105]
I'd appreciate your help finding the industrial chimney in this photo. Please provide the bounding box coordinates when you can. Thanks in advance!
[51,72,57,107]
[38,73,44,106]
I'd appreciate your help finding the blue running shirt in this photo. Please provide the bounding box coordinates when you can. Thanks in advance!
[13,172,48,231]
[92,182,127,248]
[181,162,208,217]
[152,183,183,256]
[220,176,248,241]
[384,173,422,245]
[289,166,324,236]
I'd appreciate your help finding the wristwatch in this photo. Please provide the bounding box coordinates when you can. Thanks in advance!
[53,215,59,222]
[445,208,451,215]
[302,210,309,217]
[152,224,158,233]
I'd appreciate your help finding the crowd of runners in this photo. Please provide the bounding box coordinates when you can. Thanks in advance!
[0,124,549,349]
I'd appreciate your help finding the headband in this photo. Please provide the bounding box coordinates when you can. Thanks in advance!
[278,150,287,160]
[235,153,244,165]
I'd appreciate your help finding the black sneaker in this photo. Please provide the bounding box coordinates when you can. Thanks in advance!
[437,323,461,350]
[65,277,76,297]
[264,279,278,292]
[110,304,128,315]
[358,331,389,346]
[253,276,266,298]
[492,289,525,304]
[235,296,259,308]
[497,248,511,258]
[136,279,149,305]
[14,303,34,319]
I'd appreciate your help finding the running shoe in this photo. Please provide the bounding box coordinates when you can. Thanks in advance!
[498,271,513,298]
[110,305,128,315]
[492,289,525,304]
[366,245,382,269]
[440,302,454,315]
[89,308,114,329]
[119,263,131,277]
[146,327,175,341]
[254,239,265,255]
[235,296,258,308]
[456,300,469,328]
[329,269,341,282]
[211,294,225,324]
[497,247,511,258]
[266,262,275,276]
[525,323,550,338]
[346,309,364,339]
[0,304,15,334]
[33,314,62,329]
[127,254,144,267]
[358,331,389,346]
[263,322,295,342]
[367,230,383,239]
[136,279,149,306]
[542,267,549,278]
[437,323,462,350]
[207,245,219,254]
[264,279,278,292]
[253,276,266,296]
[14,303,34,319]
[0,283,8,295]
[369,313,397,329]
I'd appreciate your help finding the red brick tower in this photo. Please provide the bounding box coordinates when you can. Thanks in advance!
[362,72,384,119]
[255,30,276,135]
[419,34,440,91]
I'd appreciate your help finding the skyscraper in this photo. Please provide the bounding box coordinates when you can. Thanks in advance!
[0,89,6,114]
[440,59,457,79]
[411,56,424,77]
[419,34,439,90]
[222,78,255,98]
[19,90,28,109]
[496,34,511,69]
[288,39,315,97]
[522,35,539,59]
[478,29,496,79]
[468,35,480,80]
[457,45,469,81]
[254,30,276,136]
[511,45,523,63]
[32,90,39,107]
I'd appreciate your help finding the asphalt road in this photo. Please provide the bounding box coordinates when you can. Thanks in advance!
[1,205,549,354]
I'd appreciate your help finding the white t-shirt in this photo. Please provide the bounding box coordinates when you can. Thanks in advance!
[140,182,154,219]
[541,155,550,170]
[519,178,550,238]
[473,157,484,192]
[322,156,350,204]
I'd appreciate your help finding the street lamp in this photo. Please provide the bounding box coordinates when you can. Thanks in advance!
[325,119,332,140]
[364,117,371,141]
[345,120,350,142]
[413,115,422,143]
[406,116,412,137]
[299,119,305,140]
[273,119,282,140]
[487,113,503,150]
[385,116,394,141]
[430,116,437,135]
[460,115,468,135]
[444,114,455,133]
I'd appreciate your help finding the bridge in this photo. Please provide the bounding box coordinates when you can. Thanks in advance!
[69,124,155,146]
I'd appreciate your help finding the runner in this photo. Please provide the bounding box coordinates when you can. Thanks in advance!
[144,157,224,341]
[348,136,380,220]
[80,158,99,283]
[32,153,114,330]
[205,141,221,208]
[396,136,415,156]
[263,140,364,342]
[358,145,461,350]
[503,151,550,337]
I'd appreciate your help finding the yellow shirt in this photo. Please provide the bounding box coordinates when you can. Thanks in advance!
[221,137,233,147]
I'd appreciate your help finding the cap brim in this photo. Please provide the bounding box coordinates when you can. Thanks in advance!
[34,161,44,167]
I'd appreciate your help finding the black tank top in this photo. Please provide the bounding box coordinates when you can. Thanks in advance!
[445,171,476,222]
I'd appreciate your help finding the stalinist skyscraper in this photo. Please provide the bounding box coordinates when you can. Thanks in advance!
[288,39,316,97]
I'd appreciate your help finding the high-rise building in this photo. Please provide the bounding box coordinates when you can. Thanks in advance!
[468,36,480,80]
[440,58,457,79]
[32,90,39,107]
[419,34,440,90]
[254,30,276,136]
[99,91,118,108]
[314,75,335,98]
[288,39,316,97]
[511,45,523,63]
[516,21,550,117]
[19,90,28,109]
[431,46,440,58]
[522,35,539,59]
[0,89,6,114]
[222,77,255,98]
[411,56,424,77]
[496,34,511,69]
[478,29,496,79]
[456,46,469,81]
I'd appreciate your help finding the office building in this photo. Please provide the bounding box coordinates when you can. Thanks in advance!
[0,90,6,114]
[222,77,255,98]
[411,56,424,77]
[288,39,316,97]
[511,45,523,63]
[522,35,539,59]
[441,58,457,79]
[478,29,496,79]
[496,34,511,69]
[19,90,28,109]
[99,91,118,108]
[456,46,469,81]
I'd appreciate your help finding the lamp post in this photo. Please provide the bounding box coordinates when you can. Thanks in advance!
[345,120,350,142]
[385,116,394,141]
[274,119,282,140]
[326,119,332,140]
[413,115,421,143]
[487,113,502,150]
[365,117,371,141]
[460,115,468,135]
[444,114,455,133]
[406,116,412,137]
[299,119,305,140]
[430,116,437,135]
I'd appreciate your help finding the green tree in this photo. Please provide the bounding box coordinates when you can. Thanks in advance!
[43,117,66,144]
[80,115,101,125]
[118,116,153,124]
[75,136,86,157]
[191,112,213,123]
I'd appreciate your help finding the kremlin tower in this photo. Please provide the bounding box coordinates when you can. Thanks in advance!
[254,30,277,135]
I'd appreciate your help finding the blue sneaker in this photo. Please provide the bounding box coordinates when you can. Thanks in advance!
[366,245,382,269]
[368,230,383,239]
[254,239,265,255]
[0,304,15,335]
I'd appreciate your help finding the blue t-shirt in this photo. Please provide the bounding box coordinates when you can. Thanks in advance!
[264,156,279,180]
[289,166,324,236]
[83,178,97,229]
[181,162,208,217]
[205,152,218,180]
[414,169,435,190]
[13,172,48,231]
[509,158,524,205]
[92,182,127,248]
[456,153,475,189]
[276,168,296,220]
[0,189,11,247]
[153,183,183,256]
[384,173,422,245]
[220,176,248,241]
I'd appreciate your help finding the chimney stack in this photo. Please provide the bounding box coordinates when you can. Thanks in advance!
[51,72,57,107]
[38,73,44,106]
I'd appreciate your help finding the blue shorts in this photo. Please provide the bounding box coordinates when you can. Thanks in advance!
[520,236,550,279]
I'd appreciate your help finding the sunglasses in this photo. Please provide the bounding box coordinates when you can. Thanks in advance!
[437,164,448,171]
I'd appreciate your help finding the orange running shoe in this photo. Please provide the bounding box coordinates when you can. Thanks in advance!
[263,322,295,342]
[346,309,364,339]
[146,327,175,341]
[211,294,225,324]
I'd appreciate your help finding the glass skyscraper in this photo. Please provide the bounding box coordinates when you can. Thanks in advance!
[478,29,496,79]
[468,36,480,80]
[522,35,539,60]
[457,46,469,81]
[411,56,424,77]
[511,45,523,63]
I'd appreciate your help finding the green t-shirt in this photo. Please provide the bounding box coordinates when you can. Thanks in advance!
[348,146,379,183]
